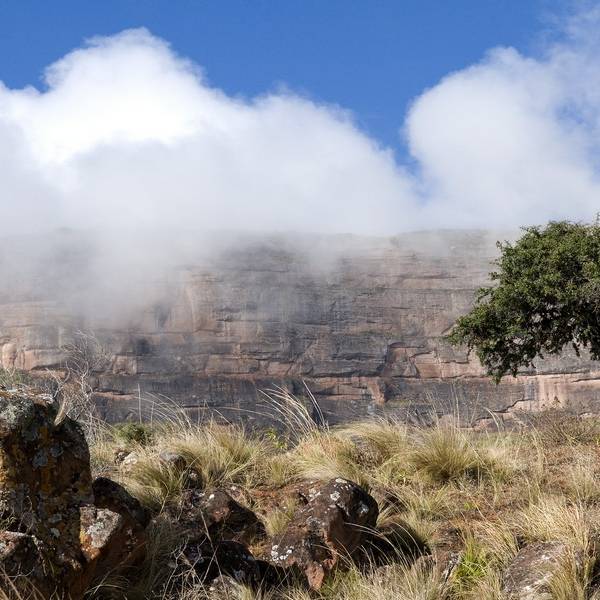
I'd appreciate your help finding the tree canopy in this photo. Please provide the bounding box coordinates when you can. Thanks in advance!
[448,221,600,382]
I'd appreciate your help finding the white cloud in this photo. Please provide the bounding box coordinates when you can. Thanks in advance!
[2,11,600,241]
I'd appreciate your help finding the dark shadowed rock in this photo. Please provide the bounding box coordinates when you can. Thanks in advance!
[0,530,50,596]
[176,488,266,546]
[360,518,430,566]
[182,540,260,586]
[270,478,378,589]
[502,541,579,599]
[0,530,41,576]
[93,476,150,528]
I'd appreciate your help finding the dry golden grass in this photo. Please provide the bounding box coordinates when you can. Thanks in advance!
[0,574,47,600]
[75,396,600,599]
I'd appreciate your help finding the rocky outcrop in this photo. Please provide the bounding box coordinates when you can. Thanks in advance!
[3,230,600,424]
[270,478,379,588]
[169,477,385,592]
[0,390,148,598]
[502,542,579,599]
[175,488,266,546]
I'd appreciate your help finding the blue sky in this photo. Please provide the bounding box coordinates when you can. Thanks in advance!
[0,0,565,153]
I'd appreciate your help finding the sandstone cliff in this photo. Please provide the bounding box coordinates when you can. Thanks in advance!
[1,230,599,424]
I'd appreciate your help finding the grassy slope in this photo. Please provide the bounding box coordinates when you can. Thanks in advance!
[2,366,600,600]
[85,392,600,600]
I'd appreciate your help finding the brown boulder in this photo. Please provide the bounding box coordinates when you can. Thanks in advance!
[0,391,148,598]
[269,478,378,588]
[93,476,150,529]
[76,506,126,595]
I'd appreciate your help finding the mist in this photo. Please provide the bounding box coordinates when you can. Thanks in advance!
[2,8,600,321]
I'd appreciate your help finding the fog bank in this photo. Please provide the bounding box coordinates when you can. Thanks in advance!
[1,9,599,322]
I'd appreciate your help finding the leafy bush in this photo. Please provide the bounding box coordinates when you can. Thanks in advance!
[449,221,600,381]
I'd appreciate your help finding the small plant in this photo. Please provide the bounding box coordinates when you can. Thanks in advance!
[0,368,32,390]
[548,546,594,600]
[263,426,288,450]
[451,535,491,594]
[124,455,188,510]
[169,423,271,489]
[513,495,593,550]
[410,426,510,484]
[113,422,154,447]
[262,497,298,537]
[289,432,367,485]
[563,454,600,504]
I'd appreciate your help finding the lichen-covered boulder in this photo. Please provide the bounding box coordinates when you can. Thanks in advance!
[502,541,580,599]
[269,478,378,589]
[0,391,92,574]
[0,390,148,599]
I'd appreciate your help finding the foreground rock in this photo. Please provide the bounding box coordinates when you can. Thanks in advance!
[93,476,150,532]
[502,541,578,600]
[176,488,266,546]
[0,530,51,597]
[181,539,261,586]
[0,390,148,599]
[169,479,381,591]
[269,478,378,589]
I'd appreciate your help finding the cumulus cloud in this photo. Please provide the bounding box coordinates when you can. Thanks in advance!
[1,10,600,242]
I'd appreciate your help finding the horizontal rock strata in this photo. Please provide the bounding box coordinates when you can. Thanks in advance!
[2,230,600,424]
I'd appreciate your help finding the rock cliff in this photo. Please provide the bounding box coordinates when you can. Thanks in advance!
[2,229,600,425]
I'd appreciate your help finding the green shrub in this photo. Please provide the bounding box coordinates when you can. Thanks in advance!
[113,422,153,446]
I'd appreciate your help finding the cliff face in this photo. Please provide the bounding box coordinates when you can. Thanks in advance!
[2,230,600,424]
